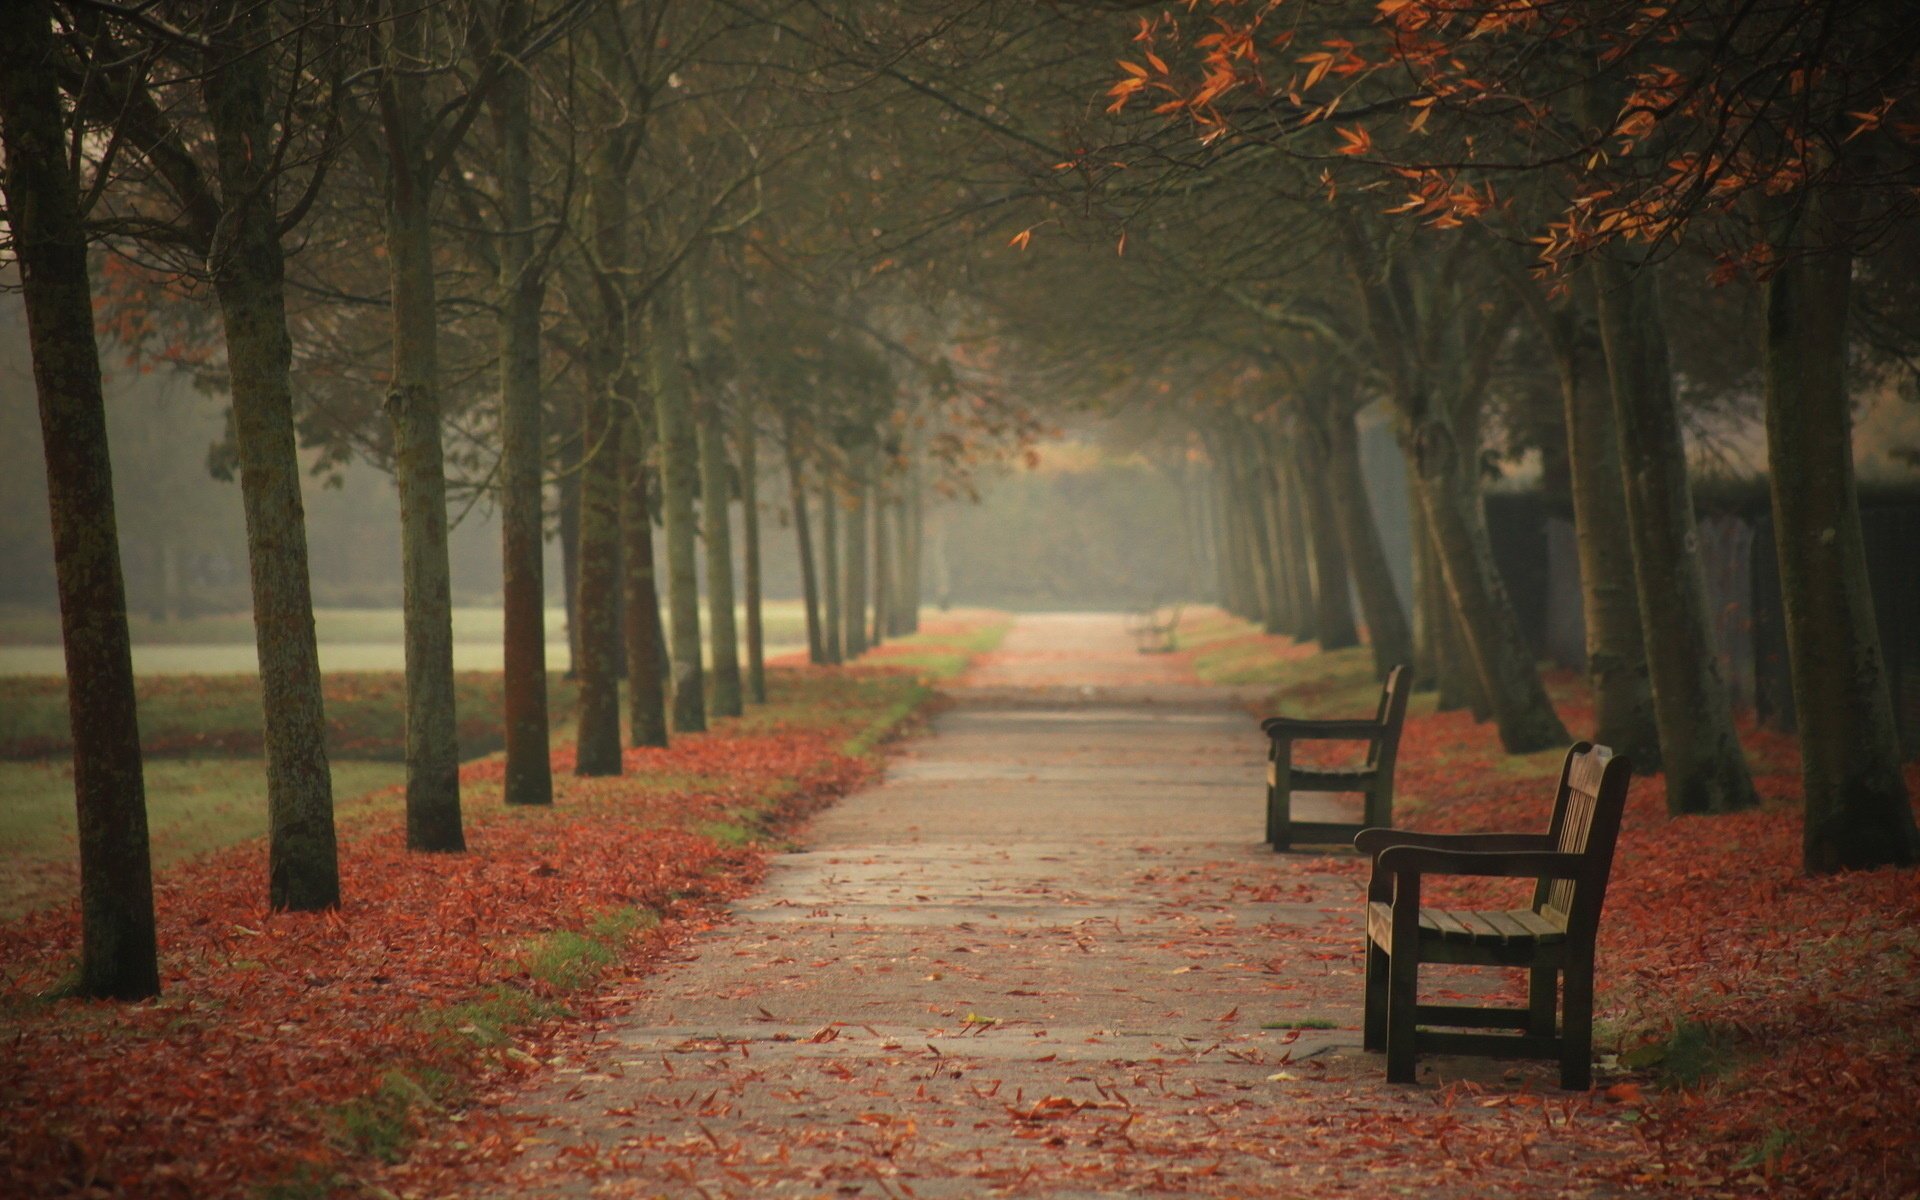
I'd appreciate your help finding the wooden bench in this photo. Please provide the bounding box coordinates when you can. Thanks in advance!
[1263,665,1409,850]
[1356,743,1632,1089]
[1126,601,1183,654]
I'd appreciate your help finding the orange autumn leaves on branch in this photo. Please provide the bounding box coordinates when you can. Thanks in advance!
[1109,0,1920,277]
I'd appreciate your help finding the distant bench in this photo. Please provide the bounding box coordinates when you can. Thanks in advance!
[1126,602,1183,654]
[1262,665,1409,851]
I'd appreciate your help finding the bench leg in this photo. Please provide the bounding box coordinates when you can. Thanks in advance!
[1363,936,1388,1052]
[1385,944,1419,1084]
[1528,964,1557,1038]
[1267,745,1292,851]
[1559,961,1594,1090]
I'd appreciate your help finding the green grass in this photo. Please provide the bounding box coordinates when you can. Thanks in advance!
[0,758,406,917]
[0,671,580,761]
[1260,1017,1341,1030]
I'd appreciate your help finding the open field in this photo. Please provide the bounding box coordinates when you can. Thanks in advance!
[0,603,812,675]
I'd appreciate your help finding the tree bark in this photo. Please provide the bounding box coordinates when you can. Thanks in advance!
[871,462,890,650]
[621,407,668,748]
[0,1,158,998]
[557,395,583,678]
[685,278,742,719]
[739,402,766,703]
[381,0,463,851]
[573,380,626,773]
[820,472,844,664]
[1763,218,1918,870]
[783,415,825,664]
[656,329,707,730]
[697,401,743,717]
[202,4,340,909]
[489,26,551,807]
[1594,259,1756,812]
[1294,433,1360,650]
[1322,405,1412,677]
[843,458,870,658]
[1558,291,1661,766]
[1274,450,1319,641]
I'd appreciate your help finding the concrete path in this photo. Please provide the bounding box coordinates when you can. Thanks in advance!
[445,614,1635,1198]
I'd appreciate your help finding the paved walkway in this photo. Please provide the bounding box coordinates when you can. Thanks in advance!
[444,615,1636,1198]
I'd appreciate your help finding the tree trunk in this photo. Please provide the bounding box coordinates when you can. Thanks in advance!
[685,278,741,719]
[1,3,159,997]
[490,31,551,807]
[557,395,583,679]
[202,6,339,910]
[1235,440,1284,634]
[1557,292,1661,767]
[1253,444,1299,635]
[820,473,844,664]
[843,461,869,658]
[1274,451,1319,640]
[1323,405,1412,677]
[655,331,707,730]
[697,403,743,717]
[784,416,825,664]
[1763,223,1918,871]
[1594,260,1756,812]
[902,463,924,633]
[382,2,462,851]
[1406,462,1440,692]
[739,402,766,703]
[1295,434,1360,650]
[621,407,669,748]
[573,381,626,773]
[871,463,890,650]
[1406,431,1566,751]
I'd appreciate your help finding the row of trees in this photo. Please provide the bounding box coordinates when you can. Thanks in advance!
[1078,0,1919,872]
[1,0,1044,999]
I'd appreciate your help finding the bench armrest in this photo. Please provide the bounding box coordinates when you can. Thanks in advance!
[1353,828,1553,857]
[1377,846,1584,880]
[1261,717,1381,741]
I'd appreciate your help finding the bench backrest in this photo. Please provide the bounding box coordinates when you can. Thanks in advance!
[1363,665,1412,772]
[1531,743,1632,941]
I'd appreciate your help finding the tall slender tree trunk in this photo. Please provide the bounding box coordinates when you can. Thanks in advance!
[1235,439,1284,634]
[621,407,669,748]
[656,330,706,730]
[820,474,844,664]
[573,384,626,773]
[381,1,462,851]
[739,402,766,703]
[1253,444,1298,635]
[1294,435,1360,650]
[1557,292,1660,766]
[697,402,742,716]
[490,33,551,807]
[685,278,741,718]
[1595,260,1756,812]
[871,492,890,649]
[203,4,339,909]
[784,416,824,664]
[1406,462,1440,692]
[1,4,158,996]
[1322,405,1412,677]
[1275,451,1320,641]
[901,460,924,633]
[843,460,870,659]
[1763,216,1918,870]
[557,396,583,678]
[1407,443,1560,749]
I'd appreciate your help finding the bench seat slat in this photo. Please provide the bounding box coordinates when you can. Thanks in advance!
[1367,901,1566,949]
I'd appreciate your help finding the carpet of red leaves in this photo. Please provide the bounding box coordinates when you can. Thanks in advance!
[0,668,916,1200]
[1289,666,1920,1200]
